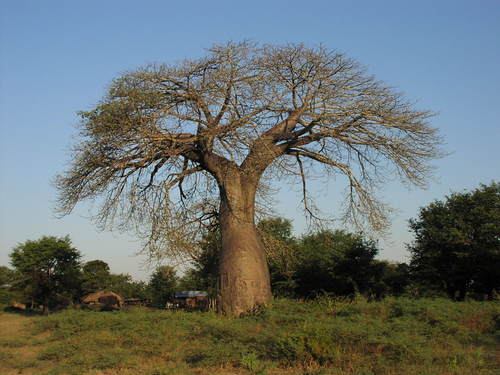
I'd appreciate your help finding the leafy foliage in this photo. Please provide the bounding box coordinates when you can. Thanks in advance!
[186,218,410,299]
[183,231,221,295]
[148,266,178,307]
[9,236,82,313]
[0,266,21,304]
[80,260,112,295]
[408,182,500,300]
[0,266,16,288]
[295,230,383,298]
[106,273,148,299]
[80,259,148,299]
[258,218,299,297]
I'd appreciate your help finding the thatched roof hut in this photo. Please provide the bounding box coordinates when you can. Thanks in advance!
[82,290,124,308]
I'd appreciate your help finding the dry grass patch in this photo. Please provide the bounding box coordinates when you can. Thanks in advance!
[0,312,52,375]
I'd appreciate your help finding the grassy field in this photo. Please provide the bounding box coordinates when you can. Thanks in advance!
[0,297,498,375]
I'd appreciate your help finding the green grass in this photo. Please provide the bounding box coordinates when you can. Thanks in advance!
[2,297,499,374]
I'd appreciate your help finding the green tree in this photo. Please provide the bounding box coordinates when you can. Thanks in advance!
[0,265,16,289]
[258,218,299,297]
[408,182,500,300]
[381,261,410,297]
[184,220,401,299]
[55,42,442,315]
[295,230,382,298]
[369,261,410,299]
[81,260,112,295]
[9,236,81,314]
[148,266,178,307]
[189,231,221,295]
[177,269,204,291]
[80,260,147,299]
[106,273,148,299]
[0,266,21,305]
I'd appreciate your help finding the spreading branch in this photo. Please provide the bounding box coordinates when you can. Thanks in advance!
[55,41,443,260]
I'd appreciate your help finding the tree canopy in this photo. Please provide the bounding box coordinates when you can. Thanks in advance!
[148,265,178,307]
[408,182,500,300]
[9,236,82,313]
[55,41,442,314]
[81,259,112,295]
[56,41,441,256]
[294,230,382,298]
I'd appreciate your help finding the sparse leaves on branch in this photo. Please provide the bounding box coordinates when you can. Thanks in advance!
[55,41,442,262]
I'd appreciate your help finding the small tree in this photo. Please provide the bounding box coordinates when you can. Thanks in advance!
[9,236,81,314]
[408,182,500,300]
[148,266,178,307]
[55,42,442,315]
[81,259,112,295]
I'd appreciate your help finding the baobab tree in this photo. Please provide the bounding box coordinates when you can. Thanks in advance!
[55,42,442,315]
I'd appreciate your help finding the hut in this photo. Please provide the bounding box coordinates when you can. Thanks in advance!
[173,291,209,310]
[82,290,124,311]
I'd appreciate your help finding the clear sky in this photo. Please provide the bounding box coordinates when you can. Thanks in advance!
[1,0,499,281]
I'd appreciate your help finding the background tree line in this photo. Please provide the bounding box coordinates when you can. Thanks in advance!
[180,218,411,301]
[2,238,149,313]
[1,182,498,312]
[179,182,499,301]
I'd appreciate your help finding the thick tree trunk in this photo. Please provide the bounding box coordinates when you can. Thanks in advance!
[217,178,272,316]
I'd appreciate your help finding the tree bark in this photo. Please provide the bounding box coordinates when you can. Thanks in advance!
[217,176,272,316]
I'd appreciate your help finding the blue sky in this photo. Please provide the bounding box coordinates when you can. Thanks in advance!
[1,0,499,280]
